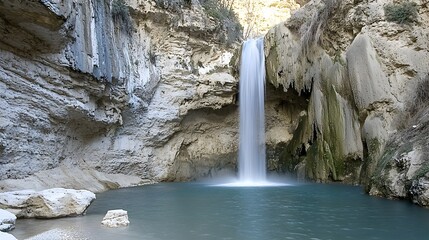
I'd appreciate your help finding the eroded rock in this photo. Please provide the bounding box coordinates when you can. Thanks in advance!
[264,0,429,191]
[0,0,244,189]
[101,209,130,228]
[0,209,16,232]
[0,188,95,218]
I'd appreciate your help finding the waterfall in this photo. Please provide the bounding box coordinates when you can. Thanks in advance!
[238,38,266,183]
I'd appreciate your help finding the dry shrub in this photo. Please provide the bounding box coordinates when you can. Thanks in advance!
[384,2,418,24]
[408,74,429,116]
[111,0,132,34]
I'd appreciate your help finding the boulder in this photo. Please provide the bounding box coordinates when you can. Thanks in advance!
[101,209,130,228]
[0,209,16,232]
[0,188,95,218]
[0,232,17,240]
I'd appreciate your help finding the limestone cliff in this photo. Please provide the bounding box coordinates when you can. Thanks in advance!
[265,0,429,206]
[232,0,300,38]
[0,0,246,191]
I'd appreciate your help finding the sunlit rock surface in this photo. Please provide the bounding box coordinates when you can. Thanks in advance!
[232,0,300,37]
[0,209,16,232]
[0,188,95,218]
[265,0,429,206]
[101,209,130,228]
[0,0,246,190]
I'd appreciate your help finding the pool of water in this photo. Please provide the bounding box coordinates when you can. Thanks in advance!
[13,182,429,240]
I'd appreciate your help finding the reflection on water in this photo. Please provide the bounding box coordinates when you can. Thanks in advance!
[12,182,429,240]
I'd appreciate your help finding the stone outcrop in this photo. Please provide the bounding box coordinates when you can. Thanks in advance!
[101,209,130,228]
[369,106,429,206]
[264,0,429,205]
[0,188,95,218]
[232,0,300,37]
[0,0,254,190]
[0,165,147,193]
[0,209,16,232]
[0,0,134,189]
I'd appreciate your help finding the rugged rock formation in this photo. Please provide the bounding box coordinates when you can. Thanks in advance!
[2,0,427,209]
[0,209,16,232]
[0,165,146,193]
[101,209,130,228]
[0,0,247,190]
[0,0,298,190]
[0,0,136,190]
[0,188,95,218]
[265,0,429,206]
[232,0,300,37]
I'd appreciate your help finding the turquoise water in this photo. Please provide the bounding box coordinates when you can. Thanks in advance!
[13,182,429,240]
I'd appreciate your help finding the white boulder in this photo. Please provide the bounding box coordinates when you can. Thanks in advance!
[0,209,16,232]
[101,209,130,228]
[0,232,17,240]
[0,188,95,218]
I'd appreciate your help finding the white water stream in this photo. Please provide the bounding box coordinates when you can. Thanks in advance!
[237,38,267,185]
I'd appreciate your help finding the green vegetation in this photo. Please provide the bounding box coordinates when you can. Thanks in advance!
[278,84,354,182]
[111,0,132,34]
[412,142,429,181]
[370,139,414,191]
[413,164,429,180]
[301,0,339,56]
[384,2,418,24]
[200,0,242,46]
[278,114,311,174]
[154,0,192,12]
[154,0,241,46]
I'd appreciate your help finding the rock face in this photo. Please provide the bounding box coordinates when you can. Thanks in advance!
[0,188,95,218]
[265,0,429,205]
[101,209,130,228]
[0,165,147,193]
[0,209,16,232]
[0,0,259,190]
[232,0,300,37]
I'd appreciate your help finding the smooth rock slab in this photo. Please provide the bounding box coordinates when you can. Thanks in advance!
[0,188,95,218]
[0,209,16,232]
[101,209,130,228]
[0,231,17,240]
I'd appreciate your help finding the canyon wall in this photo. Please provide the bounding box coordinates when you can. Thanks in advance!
[0,0,294,192]
[265,0,429,206]
[2,0,428,208]
[0,0,237,191]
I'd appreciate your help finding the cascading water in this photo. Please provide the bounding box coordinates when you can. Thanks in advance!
[217,38,287,187]
[238,38,266,184]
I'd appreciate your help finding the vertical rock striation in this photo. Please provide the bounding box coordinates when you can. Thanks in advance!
[0,0,244,191]
[264,0,429,206]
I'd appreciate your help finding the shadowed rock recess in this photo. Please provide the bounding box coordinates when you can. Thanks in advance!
[1,0,429,208]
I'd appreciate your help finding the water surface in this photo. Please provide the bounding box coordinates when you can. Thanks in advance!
[13,182,429,240]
